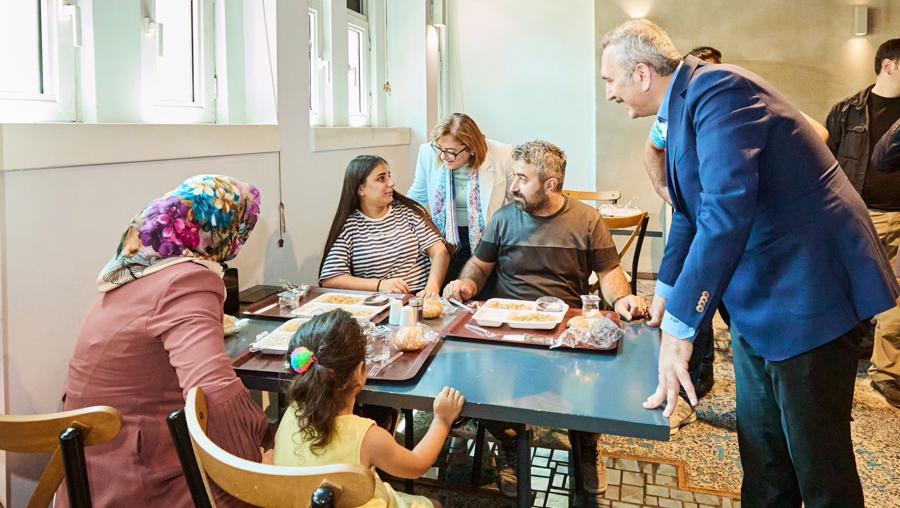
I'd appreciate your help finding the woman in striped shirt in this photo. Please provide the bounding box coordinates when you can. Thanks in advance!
[320,155,451,296]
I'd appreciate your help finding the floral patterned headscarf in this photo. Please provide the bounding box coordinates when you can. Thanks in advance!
[97,175,261,292]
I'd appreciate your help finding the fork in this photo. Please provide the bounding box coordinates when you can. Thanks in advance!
[465,323,499,338]
[368,351,403,377]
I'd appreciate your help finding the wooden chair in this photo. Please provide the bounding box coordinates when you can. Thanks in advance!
[182,387,376,508]
[602,211,650,295]
[562,189,621,205]
[0,406,122,508]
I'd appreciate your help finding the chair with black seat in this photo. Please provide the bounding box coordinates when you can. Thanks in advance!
[180,386,376,508]
[0,405,122,508]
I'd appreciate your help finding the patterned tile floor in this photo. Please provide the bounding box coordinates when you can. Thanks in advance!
[388,280,900,507]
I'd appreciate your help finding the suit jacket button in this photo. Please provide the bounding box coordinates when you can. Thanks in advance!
[696,304,704,312]
[701,291,710,298]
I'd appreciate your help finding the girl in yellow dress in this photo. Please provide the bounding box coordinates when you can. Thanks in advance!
[273,309,464,508]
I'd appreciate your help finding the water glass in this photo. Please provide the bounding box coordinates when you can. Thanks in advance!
[580,294,600,317]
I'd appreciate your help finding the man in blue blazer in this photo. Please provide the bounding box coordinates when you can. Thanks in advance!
[601,19,899,506]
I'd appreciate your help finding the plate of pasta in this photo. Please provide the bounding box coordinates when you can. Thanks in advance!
[473,298,568,329]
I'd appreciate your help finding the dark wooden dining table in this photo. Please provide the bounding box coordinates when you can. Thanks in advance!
[226,297,668,507]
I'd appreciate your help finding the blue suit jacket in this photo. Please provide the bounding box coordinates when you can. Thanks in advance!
[659,56,899,361]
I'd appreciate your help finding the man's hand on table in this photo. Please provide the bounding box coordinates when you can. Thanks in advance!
[643,331,697,417]
[614,294,648,320]
[442,279,477,301]
[646,294,666,327]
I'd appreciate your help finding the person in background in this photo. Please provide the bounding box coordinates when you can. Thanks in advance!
[444,140,647,497]
[274,309,464,508]
[408,113,515,281]
[58,175,270,507]
[601,19,898,506]
[320,155,451,297]
[826,38,900,408]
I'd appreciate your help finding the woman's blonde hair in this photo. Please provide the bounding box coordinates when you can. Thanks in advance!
[430,113,489,170]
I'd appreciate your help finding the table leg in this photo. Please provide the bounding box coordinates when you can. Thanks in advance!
[516,424,531,508]
[402,409,415,494]
[471,421,486,485]
[568,429,585,502]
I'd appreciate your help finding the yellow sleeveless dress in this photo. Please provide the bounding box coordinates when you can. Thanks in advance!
[274,407,434,508]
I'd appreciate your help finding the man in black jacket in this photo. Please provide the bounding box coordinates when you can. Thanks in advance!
[826,38,900,408]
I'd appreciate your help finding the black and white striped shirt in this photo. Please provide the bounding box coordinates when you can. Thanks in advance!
[320,202,443,292]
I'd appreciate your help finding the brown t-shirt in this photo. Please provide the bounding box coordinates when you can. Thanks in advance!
[474,197,620,307]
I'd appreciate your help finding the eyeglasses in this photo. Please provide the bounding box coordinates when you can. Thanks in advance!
[431,143,469,162]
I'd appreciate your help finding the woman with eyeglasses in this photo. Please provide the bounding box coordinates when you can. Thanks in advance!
[408,113,515,281]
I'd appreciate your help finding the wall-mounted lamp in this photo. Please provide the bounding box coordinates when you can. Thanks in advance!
[853,5,869,36]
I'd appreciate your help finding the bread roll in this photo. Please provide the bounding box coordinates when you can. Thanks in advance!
[393,326,427,351]
[423,299,443,319]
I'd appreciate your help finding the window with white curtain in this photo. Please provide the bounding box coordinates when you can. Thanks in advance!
[0,0,76,122]
[309,5,321,125]
[142,0,215,123]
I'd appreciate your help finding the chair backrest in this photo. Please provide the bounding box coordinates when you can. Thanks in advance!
[602,212,650,295]
[562,189,621,205]
[184,387,377,508]
[0,405,122,508]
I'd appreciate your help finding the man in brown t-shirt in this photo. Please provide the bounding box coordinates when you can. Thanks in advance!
[444,140,646,497]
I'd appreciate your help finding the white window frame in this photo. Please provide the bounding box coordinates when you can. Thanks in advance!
[141,0,216,123]
[0,0,76,122]
[308,2,323,126]
[347,11,370,127]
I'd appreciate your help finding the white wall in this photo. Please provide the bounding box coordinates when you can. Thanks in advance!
[0,0,433,504]
[444,0,597,191]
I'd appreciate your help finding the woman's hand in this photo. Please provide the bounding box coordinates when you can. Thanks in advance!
[381,277,409,294]
[614,295,648,321]
[260,447,274,465]
[433,386,465,427]
[417,285,440,298]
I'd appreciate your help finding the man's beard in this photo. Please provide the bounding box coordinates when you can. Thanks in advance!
[513,191,546,213]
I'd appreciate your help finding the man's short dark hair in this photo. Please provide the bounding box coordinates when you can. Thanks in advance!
[687,46,722,64]
[875,38,900,75]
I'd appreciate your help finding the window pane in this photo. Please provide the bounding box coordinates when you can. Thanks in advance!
[347,27,364,116]
[347,0,364,15]
[309,9,317,114]
[0,0,43,95]
[155,0,197,103]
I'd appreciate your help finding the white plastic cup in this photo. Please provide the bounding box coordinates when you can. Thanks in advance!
[400,307,417,327]
[388,299,402,325]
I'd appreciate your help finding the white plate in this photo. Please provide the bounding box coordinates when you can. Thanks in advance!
[250,318,309,355]
[292,295,389,320]
[473,298,568,329]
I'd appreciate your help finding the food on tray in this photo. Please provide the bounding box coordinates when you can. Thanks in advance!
[484,301,532,310]
[223,314,239,336]
[509,312,555,322]
[423,298,444,319]
[393,326,427,351]
[318,294,365,305]
[349,308,376,318]
[567,315,592,329]
[278,319,306,333]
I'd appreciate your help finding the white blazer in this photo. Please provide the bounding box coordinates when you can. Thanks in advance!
[407,138,515,237]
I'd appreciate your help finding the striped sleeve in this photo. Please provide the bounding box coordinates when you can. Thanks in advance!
[319,225,353,282]
[410,211,443,253]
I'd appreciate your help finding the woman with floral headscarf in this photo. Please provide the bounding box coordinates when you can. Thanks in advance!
[57,175,268,508]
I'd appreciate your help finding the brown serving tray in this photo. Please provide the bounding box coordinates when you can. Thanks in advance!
[241,287,410,324]
[444,307,622,353]
[232,338,443,382]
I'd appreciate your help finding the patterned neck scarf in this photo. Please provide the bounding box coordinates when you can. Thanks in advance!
[97,175,261,292]
[432,166,485,248]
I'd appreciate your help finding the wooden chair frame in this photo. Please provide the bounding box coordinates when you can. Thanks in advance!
[562,189,621,205]
[602,212,650,295]
[0,405,122,508]
[183,387,376,508]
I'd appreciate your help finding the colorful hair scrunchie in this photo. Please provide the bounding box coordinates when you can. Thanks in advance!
[290,346,318,374]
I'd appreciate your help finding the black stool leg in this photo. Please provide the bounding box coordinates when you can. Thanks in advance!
[471,421,486,485]
[311,486,335,507]
[515,424,531,508]
[402,409,415,493]
[60,427,92,508]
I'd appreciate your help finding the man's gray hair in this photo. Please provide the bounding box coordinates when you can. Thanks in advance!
[512,140,567,191]
[600,19,681,77]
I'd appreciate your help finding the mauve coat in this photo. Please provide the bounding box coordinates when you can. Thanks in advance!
[57,262,270,507]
